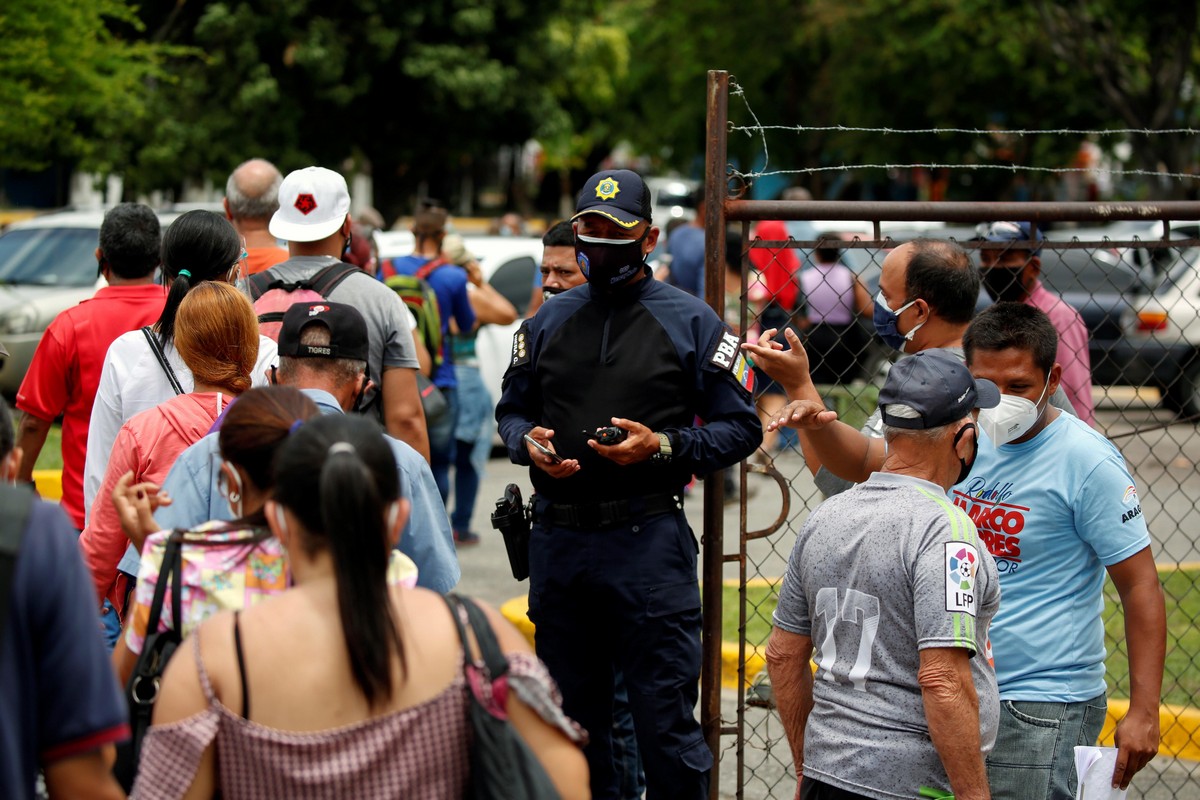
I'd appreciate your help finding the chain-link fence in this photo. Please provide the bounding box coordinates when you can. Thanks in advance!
[701,70,1200,800]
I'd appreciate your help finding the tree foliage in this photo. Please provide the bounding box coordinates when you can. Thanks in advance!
[0,0,172,171]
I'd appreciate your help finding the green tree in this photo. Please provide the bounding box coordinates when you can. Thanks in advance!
[0,0,170,172]
[117,0,566,220]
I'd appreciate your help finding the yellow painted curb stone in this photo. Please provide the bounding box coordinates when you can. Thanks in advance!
[32,470,62,502]
[502,593,1199,761]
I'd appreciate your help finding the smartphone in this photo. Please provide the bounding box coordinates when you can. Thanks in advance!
[523,434,564,463]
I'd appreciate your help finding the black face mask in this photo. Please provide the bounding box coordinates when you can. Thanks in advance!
[575,231,648,290]
[952,422,979,485]
[982,267,1026,303]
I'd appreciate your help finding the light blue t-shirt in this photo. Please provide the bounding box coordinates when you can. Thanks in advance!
[950,412,1151,702]
[145,389,460,593]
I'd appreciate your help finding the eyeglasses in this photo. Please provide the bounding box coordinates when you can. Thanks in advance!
[227,240,249,282]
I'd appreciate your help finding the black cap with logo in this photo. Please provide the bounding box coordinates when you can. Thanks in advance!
[278,302,370,361]
[572,169,653,229]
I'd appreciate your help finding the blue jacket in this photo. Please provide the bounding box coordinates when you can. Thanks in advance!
[147,388,460,592]
[496,274,762,503]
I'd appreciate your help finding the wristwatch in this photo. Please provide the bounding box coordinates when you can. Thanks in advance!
[652,431,673,463]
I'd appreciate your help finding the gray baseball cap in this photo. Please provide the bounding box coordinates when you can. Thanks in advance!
[879,350,1000,430]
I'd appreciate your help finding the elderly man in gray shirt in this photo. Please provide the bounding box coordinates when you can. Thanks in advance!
[766,350,1002,800]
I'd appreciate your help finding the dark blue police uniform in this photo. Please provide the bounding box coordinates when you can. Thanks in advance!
[497,271,761,800]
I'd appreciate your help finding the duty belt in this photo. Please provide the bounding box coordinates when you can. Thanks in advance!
[536,493,683,530]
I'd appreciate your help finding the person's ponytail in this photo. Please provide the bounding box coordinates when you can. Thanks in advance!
[319,444,405,706]
[272,415,406,707]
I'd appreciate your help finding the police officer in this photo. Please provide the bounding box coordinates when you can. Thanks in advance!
[496,169,762,800]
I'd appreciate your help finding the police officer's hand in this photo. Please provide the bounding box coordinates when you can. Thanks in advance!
[588,418,657,465]
[741,327,814,396]
[768,399,838,432]
[525,427,581,477]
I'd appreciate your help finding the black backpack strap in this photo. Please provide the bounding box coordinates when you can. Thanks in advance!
[0,485,33,646]
[141,327,184,396]
[309,261,360,297]
[247,268,276,301]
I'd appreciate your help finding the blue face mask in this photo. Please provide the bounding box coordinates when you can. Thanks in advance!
[872,290,925,353]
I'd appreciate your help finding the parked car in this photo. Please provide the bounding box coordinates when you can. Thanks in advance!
[0,211,117,395]
[1119,246,1200,415]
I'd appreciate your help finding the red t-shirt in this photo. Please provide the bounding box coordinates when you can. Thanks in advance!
[16,284,167,529]
[748,220,800,311]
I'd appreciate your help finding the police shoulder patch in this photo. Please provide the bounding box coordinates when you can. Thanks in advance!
[708,329,742,371]
[510,322,531,368]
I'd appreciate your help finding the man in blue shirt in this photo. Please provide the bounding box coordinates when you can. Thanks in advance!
[153,302,460,593]
[959,303,1165,799]
[0,398,128,799]
[386,201,476,505]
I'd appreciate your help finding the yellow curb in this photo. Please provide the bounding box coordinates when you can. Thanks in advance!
[504,592,1200,761]
[32,470,62,502]
[500,594,536,648]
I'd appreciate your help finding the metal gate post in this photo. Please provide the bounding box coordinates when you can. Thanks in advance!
[701,68,731,798]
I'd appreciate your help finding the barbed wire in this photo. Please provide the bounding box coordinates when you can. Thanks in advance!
[729,124,1200,137]
[727,78,1200,183]
[730,163,1200,181]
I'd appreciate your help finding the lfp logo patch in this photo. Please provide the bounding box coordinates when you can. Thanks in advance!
[945,542,979,616]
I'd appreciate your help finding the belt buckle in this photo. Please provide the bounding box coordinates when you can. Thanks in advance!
[596,499,626,529]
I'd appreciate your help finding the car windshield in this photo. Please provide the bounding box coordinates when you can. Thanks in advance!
[0,227,100,287]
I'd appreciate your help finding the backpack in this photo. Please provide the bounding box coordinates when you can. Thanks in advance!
[383,256,449,370]
[248,261,361,341]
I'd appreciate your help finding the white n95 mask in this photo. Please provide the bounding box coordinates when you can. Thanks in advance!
[978,377,1049,446]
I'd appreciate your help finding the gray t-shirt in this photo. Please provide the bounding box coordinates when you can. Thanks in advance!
[265,256,419,418]
[774,471,1000,800]
[814,346,1077,498]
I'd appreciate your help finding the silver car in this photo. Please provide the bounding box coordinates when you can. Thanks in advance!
[0,211,112,395]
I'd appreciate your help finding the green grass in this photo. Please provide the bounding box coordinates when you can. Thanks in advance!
[725,569,1200,707]
[824,384,880,432]
[1104,568,1200,708]
[8,419,63,471]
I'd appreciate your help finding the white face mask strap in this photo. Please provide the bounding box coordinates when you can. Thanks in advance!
[273,503,289,538]
[387,501,400,532]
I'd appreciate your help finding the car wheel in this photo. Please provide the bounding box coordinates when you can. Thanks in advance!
[1161,356,1200,418]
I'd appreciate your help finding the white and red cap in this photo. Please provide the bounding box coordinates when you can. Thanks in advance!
[269,166,351,243]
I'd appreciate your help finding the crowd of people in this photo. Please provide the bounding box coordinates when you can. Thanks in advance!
[0,158,1168,800]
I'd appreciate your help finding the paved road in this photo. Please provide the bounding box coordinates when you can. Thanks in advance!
[453,387,1200,799]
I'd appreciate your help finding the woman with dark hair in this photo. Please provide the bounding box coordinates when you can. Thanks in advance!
[83,211,278,536]
[133,415,588,799]
[81,282,261,636]
[109,385,417,686]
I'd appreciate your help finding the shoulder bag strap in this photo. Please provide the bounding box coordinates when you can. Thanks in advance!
[0,485,33,647]
[144,530,185,639]
[141,327,184,396]
[457,594,511,680]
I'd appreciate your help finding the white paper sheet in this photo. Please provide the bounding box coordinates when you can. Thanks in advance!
[1074,746,1129,800]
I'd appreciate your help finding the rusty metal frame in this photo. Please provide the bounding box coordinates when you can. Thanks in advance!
[702,67,1200,800]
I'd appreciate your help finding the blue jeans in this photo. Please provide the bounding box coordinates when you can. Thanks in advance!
[428,386,458,503]
[986,693,1107,800]
[99,599,123,652]
[451,365,492,532]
